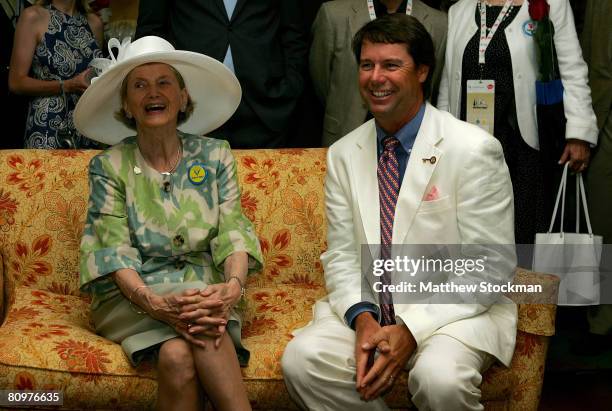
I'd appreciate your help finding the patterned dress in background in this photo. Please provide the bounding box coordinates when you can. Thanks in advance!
[24,4,103,149]
[80,133,263,364]
[460,4,547,247]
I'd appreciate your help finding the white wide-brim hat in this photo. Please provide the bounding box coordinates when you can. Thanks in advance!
[74,36,241,145]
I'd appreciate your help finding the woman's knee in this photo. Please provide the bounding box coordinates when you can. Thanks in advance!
[158,338,197,385]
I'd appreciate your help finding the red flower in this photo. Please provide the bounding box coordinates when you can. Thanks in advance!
[6,307,41,324]
[242,316,278,338]
[259,229,293,280]
[241,156,280,194]
[253,291,295,314]
[14,372,35,390]
[55,339,111,373]
[6,154,45,197]
[11,235,53,286]
[31,290,73,315]
[240,191,258,222]
[514,332,542,358]
[528,0,549,21]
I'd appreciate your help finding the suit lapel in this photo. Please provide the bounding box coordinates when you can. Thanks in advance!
[349,0,371,36]
[393,104,443,244]
[412,0,433,31]
[351,121,380,247]
[213,0,229,22]
[231,0,247,22]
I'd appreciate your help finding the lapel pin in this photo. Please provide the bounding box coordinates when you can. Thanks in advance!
[134,166,142,175]
[188,162,208,185]
[422,156,437,164]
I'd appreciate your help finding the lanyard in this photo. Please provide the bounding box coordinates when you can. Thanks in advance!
[478,0,514,65]
[367,0,413,20]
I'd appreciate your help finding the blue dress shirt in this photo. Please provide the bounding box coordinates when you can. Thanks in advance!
[344,104,426,329]
[222,0,237,73]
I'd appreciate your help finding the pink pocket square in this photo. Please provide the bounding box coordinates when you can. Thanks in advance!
[424,186,440,201]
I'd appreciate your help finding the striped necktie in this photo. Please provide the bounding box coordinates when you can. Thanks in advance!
[377,136,400,326]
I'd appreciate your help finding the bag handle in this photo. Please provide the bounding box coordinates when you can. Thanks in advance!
[548,162,569,233]
[547,162,594,236]
[576,173,594,236]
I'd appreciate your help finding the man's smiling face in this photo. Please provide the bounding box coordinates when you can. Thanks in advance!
[358,40,428,132]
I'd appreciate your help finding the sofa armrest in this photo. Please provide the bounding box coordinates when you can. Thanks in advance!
[0,251,4,323]
[512,268,559,336]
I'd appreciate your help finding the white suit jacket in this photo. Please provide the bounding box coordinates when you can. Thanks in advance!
[437,0,598,149]
[321,103,518,366]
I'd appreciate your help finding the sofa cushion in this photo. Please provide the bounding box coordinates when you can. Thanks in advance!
[0,284,517,408]
[0,286,154,377]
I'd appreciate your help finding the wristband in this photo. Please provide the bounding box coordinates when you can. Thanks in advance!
[129,285,150,315]
[226,276,245,299]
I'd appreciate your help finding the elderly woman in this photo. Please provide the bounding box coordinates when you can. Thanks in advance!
[75,36,263,411]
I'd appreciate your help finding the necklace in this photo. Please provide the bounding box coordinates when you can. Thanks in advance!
[160,142,182,176]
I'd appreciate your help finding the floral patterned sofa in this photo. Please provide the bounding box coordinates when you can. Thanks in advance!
[0,149,558,410]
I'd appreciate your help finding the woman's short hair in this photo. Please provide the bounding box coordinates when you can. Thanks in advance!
[114,65,195,130]
[352,13,436,99]
[36,0,91,14]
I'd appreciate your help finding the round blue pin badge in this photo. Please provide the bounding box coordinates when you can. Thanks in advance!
[523,20,536,36]
[188,162,208,185]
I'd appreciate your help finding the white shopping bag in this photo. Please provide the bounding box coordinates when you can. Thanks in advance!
[533,163,602,305]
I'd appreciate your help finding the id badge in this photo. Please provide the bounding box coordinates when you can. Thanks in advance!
[466,79,495,133]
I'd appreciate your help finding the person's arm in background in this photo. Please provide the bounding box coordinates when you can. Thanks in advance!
[426,7,448,106]
[309,3,333,104]
[9,6,92,96]
[436,2,454,113]
[552,0,598,171]
[274,0,308,100]
[134,0,170,39]
[87,11,104,49]
[579,0,612,132]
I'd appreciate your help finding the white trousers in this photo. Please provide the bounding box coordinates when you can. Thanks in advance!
[281,301,494,411]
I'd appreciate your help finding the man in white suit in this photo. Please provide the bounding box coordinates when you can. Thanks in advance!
[310,0,447,146]
[282,14,517,410]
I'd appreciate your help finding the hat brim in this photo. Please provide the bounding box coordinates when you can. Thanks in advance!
[74,50,241,145]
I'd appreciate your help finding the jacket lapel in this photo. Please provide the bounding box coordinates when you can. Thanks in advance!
[393,104,442,244]
[412,0,430,25]
[349,0,371,35]
[231,0,247,22]
[351,121,380,247]
[213,0,229,22]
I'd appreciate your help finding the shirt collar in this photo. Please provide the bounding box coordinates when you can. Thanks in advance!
[373,0,408,15]
[375,103,426,154]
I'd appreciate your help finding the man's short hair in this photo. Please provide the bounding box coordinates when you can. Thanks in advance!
[352,13,436,99]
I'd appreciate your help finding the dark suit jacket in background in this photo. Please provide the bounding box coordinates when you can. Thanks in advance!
[2,2,29,149]
[136,0,308,148]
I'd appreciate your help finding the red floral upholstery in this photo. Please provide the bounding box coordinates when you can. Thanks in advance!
[0,149,557,410]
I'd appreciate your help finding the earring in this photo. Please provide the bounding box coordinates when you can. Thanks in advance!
[126,111,133,119]
[180,106,186,113]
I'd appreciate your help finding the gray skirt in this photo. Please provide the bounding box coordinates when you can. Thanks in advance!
[91,281,249,366]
